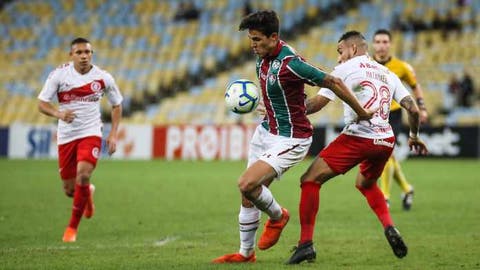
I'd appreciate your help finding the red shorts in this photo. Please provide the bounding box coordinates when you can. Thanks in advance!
[58,136,102,180]
[320,134,395,180]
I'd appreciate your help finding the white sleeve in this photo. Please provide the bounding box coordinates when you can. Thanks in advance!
[318,88,336,101]
[392,74,410,104]
[316,65,344,101]
[104,73,123,106]
[38,70,59,102]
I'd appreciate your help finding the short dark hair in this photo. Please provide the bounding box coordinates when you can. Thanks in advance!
[338,30,366,43]
[373,29,392,40]
[71,37,90,47]
[239,10,279,37]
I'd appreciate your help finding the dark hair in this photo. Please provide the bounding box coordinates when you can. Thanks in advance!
[338,30,366,43]
[239,10,279,37]
[71,37,90,47]
[373,29,392,40]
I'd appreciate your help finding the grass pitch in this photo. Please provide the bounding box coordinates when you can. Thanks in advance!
[0,158,479,269]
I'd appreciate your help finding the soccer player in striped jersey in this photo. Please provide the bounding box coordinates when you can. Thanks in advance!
[373,29,428,210]
[38,38,123,242]
[212,11,374,264]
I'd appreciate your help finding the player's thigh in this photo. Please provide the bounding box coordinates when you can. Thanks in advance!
[238,160,278,192]
[58,140,78,180]
[258,135,312,179]
[358,137,395,186]
[319,134,364,176]
[76,136,102,183]
[301,156,337,185]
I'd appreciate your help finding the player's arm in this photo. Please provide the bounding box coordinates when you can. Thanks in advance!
[38,101,76,123]
[399,95,427,155]
[287,57,373,120]
[404,62,428,123]
[104,73,123,155]
[306,95,331,115]
[319,74,374,120]
[37,70,75,123]
[106,104,122,155]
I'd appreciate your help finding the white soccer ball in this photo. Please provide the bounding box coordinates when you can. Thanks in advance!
[225,79,260,114]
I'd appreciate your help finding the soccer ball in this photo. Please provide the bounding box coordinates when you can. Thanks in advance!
[225,79,260,114]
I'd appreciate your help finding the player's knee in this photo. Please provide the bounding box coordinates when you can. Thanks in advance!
[64,187,74,197]
[301,170,327,185]
[237,176,255,194]
[76,171,91,185]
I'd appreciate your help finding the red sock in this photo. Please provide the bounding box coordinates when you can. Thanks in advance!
[356,184,393,228]
[68,184,91,229]
[299,181,321,245]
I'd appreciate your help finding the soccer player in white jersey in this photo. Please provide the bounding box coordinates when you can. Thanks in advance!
[38,37,123,242]
[287,31,428,264]
[212,12,375,264]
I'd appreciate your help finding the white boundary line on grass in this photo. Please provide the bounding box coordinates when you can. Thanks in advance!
[2,236,179,253]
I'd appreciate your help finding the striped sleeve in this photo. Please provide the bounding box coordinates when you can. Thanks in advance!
[286,57,326,86]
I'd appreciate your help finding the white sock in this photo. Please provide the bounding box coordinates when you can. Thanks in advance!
[252,185,282,220]
[238,205,260,257]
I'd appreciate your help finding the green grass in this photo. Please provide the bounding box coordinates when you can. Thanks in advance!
[0,158,479,269]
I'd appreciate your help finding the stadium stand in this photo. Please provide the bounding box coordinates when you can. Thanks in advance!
[0,0,478,126]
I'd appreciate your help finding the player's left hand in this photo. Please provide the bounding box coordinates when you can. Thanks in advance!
[419,109,428,124]
[408,137,428,155]
[106,133,117,155]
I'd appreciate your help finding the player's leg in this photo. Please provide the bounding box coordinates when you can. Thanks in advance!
[379,156,394,203]
[62,178,75,197]
[355,137,407,258]
[63,136,101,242]
[287,156,337,264]
[391,155,414,210]
[212,126,268,263]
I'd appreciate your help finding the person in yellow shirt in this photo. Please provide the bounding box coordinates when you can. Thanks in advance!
[372,29,428,210]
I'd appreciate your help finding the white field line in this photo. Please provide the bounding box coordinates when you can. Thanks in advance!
[1,236,179,253]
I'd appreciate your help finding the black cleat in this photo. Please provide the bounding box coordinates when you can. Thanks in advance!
[286,241,316,264]
[384,226,408,258]
[401,189,414,211]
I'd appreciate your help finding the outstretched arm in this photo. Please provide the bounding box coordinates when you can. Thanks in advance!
[400,95,428,155]
[320,74,374,120]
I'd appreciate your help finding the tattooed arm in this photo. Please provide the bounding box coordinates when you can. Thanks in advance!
[400,95,428,155]
[319,74,374,120]
[399,95,420,137]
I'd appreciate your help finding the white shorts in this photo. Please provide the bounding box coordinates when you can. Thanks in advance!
[247,125,312,178]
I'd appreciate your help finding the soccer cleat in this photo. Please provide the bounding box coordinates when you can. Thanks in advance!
[62,227,77,243]
[286,241,316,264]
[83,184,95,218]
[211,252,256,263]
[401,189,414,211]
[258,208,290,250]
[384,226,408,258]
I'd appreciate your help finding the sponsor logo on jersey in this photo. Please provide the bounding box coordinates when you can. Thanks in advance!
[268,74,277,84]
[92,147,99,159]
[271,60,281,70]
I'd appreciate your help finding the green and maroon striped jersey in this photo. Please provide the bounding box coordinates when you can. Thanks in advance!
[256,40,327,138]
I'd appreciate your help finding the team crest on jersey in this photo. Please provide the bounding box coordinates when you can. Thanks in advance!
[271,60,281,70]
[91,81,102,92]
[268,74,277,84]
[92,147,99,159]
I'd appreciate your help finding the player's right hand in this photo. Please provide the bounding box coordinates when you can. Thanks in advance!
[408,137,428,155]
[58,109,76,123]
[357,107,377,122]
